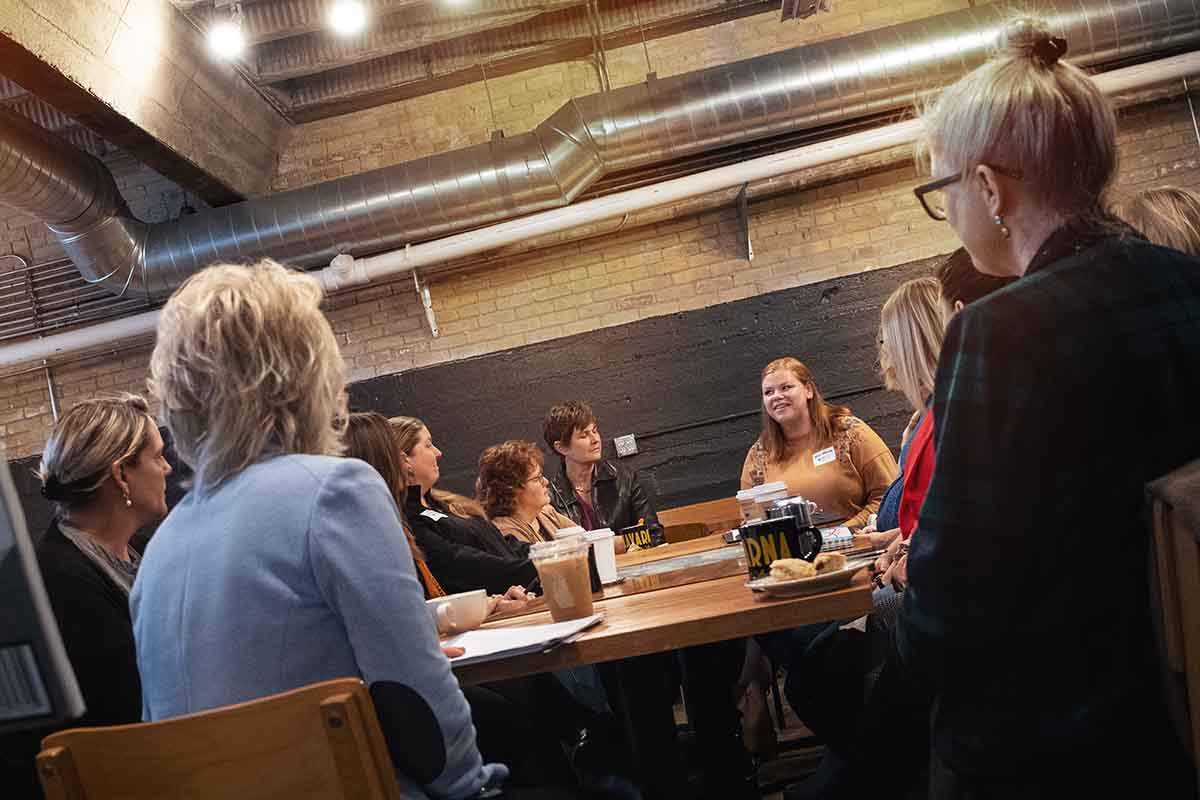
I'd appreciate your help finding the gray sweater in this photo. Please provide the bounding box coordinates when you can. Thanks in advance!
[131,453,503,799]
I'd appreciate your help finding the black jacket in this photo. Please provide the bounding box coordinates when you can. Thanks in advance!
[548,459,664,545]
[403,487,538,595]
[36,524,143,727]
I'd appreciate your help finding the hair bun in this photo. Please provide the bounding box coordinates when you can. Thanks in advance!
[1032,35,1068,66]
[40,474,88,503]
[1000,18,1068,67]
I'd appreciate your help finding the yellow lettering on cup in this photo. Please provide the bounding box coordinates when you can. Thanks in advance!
[760,535,778,565]
[779,536,793,560]
[745,538,762,568]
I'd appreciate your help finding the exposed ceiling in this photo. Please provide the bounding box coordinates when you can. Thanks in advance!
[171,0,778,122]
[0,76,109,159]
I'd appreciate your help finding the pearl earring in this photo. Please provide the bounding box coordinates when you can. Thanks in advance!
[123,491,132,508]
[994,214,1011,239]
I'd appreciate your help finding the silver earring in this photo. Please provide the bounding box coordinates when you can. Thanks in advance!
[123,492,132,508]
[994,214,1011,239]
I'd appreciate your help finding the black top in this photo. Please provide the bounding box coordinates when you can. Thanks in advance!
[403,487,538,595]
[548,458,664,545]
[899,224,1200,775]
[37,523,143,726]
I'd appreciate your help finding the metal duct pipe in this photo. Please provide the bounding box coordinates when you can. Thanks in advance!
[2,0,1200,301]
[3,50,1199,371]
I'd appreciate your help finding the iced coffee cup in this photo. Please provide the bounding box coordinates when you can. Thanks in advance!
[529,536,595,622]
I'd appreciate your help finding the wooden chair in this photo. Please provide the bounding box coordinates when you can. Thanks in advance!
[658,496,741,534]
[1149,465,1200,792]
[37,678,401,800]
[663,522,709,543]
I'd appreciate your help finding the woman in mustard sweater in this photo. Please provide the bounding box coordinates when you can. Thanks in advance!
[740,357,897,527]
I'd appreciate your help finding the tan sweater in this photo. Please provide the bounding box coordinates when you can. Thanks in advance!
[491,505,577,545]
[740,416,898,528]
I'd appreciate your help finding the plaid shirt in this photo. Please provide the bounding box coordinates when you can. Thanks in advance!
[898,223,1200,775]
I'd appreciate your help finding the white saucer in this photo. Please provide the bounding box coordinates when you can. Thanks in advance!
[745,565,862,597]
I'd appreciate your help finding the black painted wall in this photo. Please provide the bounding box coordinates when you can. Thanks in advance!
[348,254,943,510]
[9,252,945,538]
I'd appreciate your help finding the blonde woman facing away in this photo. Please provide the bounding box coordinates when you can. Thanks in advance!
[902,18,1200,796]
[1114,186,1200,256]
[740,357,897,528]
[132,260,508,800]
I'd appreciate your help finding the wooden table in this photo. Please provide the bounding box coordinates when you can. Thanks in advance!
[455,570,872,685]
[454,531,875,799]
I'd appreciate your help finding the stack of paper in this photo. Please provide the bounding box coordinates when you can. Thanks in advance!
[446,614,603,667]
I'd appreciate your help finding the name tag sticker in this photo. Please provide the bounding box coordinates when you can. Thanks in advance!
[813,447,836,467]
[420,509,448,522]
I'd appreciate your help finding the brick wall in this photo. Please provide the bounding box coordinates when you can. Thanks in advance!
[3,2,1200,464]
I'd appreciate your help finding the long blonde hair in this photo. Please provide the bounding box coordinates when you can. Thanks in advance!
[919,18,1118,223]
[1114,187,1200,256]
[758,357,851,463]
[149,260,346,489]
[388,415,486,519]
[880,278,945,411]
[38,394,155,516]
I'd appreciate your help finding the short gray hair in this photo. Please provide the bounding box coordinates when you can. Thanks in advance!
[920,18,1118,221]
[149,260,346,489]
[38,394,155,515]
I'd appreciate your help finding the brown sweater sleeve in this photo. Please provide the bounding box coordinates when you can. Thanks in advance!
[845,422,899,528]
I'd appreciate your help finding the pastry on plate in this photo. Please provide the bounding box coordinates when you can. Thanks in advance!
[813,552,846,574]
[769,558,816,581]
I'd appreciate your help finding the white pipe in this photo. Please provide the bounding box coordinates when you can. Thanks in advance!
[3,50,1199,370]
[0,309,160,368]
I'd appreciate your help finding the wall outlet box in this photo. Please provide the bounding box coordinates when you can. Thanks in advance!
[613,434,638,457]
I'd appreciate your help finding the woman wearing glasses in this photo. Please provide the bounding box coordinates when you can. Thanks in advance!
[901,18,1200,797]
[478,440,577,544]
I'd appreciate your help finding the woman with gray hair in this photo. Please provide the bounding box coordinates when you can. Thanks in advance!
[131,259,508,800]
[901,17,1200,798]
[0,394,171,796]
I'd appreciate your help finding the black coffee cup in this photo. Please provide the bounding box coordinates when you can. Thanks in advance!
[618,522,656,549]
[739,516,822,580]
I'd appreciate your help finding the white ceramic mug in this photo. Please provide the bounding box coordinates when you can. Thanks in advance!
[425,589,488,635]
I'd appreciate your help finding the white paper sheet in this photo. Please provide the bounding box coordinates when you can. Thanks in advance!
[445,614,604,667]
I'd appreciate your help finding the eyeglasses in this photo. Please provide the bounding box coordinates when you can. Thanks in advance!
[913,165,1024,221]
[525,472,548,486]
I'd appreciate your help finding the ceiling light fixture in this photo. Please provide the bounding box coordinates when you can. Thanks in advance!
[328,0,369,36]
[208,3,246,59]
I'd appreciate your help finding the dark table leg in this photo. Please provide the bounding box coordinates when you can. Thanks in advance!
[602,653,692,800]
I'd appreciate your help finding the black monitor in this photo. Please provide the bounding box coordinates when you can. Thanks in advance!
[0,452,83,733]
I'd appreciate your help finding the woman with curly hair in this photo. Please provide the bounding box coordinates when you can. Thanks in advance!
[477,440,577,544]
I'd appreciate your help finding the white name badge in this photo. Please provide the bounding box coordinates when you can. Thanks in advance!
[813,447,837,467]
[420,509,448,522]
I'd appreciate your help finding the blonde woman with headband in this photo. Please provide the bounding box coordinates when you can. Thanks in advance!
[131,260,508,800]
[901,18,1200,796]
[0,394,170,796]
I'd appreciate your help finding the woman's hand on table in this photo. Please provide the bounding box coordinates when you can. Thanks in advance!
[486,585,537,617]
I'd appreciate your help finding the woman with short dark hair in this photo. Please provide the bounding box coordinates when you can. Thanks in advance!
[543,400,659,546]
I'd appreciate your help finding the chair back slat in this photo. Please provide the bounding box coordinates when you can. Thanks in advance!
[37,678,401,800]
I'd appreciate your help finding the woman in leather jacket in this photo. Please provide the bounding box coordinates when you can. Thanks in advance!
[542,401,664,546]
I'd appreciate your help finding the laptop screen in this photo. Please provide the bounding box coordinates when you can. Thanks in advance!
[0,453,84,733]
